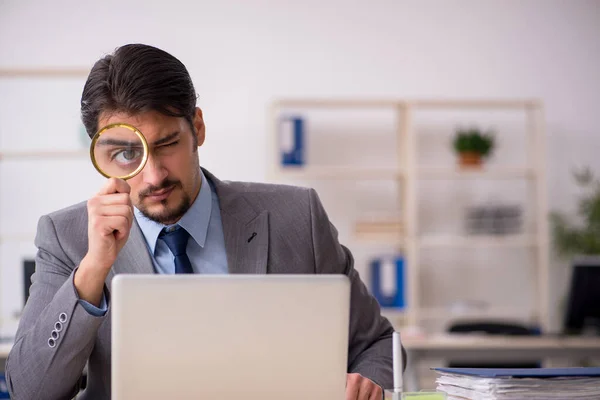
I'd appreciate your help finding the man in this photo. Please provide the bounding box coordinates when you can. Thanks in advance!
[5,44,401,399]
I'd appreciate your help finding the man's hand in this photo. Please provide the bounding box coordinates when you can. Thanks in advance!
[346,373,383,400]
[85,178,133,269]
[75,178,133,306]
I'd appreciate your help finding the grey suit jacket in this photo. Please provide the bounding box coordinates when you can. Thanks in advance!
[6,169,399,399]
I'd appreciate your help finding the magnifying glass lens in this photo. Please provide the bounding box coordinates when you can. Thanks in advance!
[91,124,148,180]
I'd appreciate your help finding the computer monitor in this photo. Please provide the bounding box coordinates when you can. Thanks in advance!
[23,259,36,305]
[563,261,600,335]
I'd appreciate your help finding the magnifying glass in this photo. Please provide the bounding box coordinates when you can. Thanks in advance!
[90,123,149,180]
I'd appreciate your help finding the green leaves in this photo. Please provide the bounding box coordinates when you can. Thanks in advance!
[551,167,600,257]
[452,128,495,157]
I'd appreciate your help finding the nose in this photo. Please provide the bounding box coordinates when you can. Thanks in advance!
[141,154,168,186]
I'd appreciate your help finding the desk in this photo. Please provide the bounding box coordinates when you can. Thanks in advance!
[1,335,599,389]
[403,334,600,391]
[0,343,11,373]
[0,343,11,359]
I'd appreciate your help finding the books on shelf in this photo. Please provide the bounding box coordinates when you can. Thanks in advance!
[433,367,600,400]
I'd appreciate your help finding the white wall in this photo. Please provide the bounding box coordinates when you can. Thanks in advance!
[0,0,599,331]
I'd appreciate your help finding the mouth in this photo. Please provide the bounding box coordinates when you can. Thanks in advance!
[144,185,175,202]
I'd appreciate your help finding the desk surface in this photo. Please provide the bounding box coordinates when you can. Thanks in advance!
[0,333,597,359]
[403,333,600,351]
[402,333,600,392]
[0,334,597,358]
[0,342,11,359]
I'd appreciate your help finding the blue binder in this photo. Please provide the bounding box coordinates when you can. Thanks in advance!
[279,116,304,166]
[0,373,9,398]
[370,256,405,308]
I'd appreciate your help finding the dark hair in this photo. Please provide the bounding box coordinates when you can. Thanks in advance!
[81,44,198,138]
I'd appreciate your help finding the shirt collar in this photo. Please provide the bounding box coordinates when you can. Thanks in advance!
[134,169,213,255]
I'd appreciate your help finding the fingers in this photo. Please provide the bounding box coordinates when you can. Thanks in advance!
[95,193,132,207]
[358,377,373,400]
[84,180,135,272]
[99,205,133,226]
[88,195,133,225]
[346,373,383,400]
[92,215,131,237]
[346,374,360,400]
[368,383,383,400]
[88,179,134,244]
[98,177,131,195]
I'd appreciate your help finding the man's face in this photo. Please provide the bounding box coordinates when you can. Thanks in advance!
[97,108,206,225]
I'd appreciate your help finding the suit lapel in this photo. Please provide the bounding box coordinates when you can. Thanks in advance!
[110,220,155,280]
[205,169,269,274]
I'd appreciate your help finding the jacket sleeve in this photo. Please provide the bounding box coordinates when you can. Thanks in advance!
[307,188,406,390]
[5,215,109,400]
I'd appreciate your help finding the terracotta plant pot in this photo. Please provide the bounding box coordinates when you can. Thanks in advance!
[458,152,483,168]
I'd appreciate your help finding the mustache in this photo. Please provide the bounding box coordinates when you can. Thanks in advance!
[139,179,181,198]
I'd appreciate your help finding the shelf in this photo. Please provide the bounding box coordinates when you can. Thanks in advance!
[268,97,549,331]
[0,150,89,160]
[381,308,408,319]
[270,165,537,180]
[269,166,404,180]
[354,231,405,245]
[419,234,538,248]
[0,68,89,78]
[273,99,402,109]
[0,233,36,242]
[418,166,535,180]
[271,98,541,110]
[411,99,540,109]
[353,232,536,248]
[354,218,404,244]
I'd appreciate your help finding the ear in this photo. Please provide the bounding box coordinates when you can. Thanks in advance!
[193,107,205,147]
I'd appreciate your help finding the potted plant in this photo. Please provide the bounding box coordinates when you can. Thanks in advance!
[550,167,600,335]
[550,167,600,258]
[452,127,495,168]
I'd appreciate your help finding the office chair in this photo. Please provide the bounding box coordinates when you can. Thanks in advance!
[446,320,542,368]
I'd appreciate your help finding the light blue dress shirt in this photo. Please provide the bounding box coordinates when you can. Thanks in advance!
[135,169,229,274]
[78,169,228,316]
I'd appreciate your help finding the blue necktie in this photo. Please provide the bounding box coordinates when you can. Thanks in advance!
[160,226,194,274]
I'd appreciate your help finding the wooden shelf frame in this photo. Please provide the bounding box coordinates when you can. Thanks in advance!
[268,97,549,331]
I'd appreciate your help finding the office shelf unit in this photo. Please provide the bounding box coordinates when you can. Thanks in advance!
[267,98,549,332]
[0,68,91,326]
[0,67,91,239]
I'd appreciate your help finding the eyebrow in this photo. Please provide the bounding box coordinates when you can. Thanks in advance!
[96,139,143,147]
[96,131,180,148]
[151,131,180,146]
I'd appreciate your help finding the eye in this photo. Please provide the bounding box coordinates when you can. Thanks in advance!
[162,141,179,148]
[112,148,143,165]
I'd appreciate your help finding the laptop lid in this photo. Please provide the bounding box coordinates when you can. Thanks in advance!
[111,274,350,400]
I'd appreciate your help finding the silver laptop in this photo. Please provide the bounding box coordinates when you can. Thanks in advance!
[111,274,350,400]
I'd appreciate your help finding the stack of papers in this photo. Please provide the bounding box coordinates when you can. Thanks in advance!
[432,367,600,400]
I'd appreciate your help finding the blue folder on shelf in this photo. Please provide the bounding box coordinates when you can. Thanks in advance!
[433,367,600,378]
